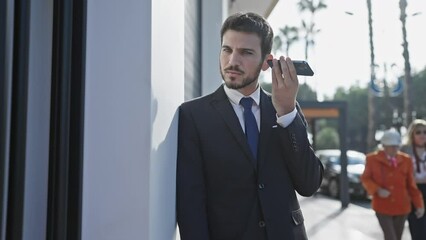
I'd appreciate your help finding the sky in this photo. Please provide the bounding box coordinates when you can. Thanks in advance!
[263,0,426,100]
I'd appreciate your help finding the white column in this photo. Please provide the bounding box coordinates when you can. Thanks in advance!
[150,0,184,239]
[83,0,183,239]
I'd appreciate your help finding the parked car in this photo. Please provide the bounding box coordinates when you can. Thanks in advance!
[315,149,368,199]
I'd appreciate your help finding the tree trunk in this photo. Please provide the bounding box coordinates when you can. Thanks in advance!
[399,0,413,125]
[366,0,377,151]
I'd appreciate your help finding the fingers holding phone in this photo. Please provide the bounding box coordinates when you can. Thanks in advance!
[281,57,298,89]
[269,56,298,116]
[266,59,314,76]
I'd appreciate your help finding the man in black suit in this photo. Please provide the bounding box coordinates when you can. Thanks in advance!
[177,12,323,240]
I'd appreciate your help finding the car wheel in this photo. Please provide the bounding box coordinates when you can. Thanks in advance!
[328,178,339,198]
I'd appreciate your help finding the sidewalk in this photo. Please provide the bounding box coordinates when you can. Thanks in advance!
[299,193,411,240]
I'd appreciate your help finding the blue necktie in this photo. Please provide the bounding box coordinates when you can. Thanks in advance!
[240,97,259,160]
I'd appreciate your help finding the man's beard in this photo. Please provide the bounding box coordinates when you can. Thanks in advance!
[221,64,262,90]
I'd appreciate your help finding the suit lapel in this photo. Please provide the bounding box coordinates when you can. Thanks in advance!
[210,86,255,164]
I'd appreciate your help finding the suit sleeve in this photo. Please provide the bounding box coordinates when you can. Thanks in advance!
[176,105,210,240]
[295,102,309,128]
[278,103,323,196]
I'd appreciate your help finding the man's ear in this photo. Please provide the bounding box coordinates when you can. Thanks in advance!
[261,54,273,71]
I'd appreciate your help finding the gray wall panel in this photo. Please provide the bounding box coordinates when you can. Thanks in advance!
[23,0,53,239]
[184,0,202,100]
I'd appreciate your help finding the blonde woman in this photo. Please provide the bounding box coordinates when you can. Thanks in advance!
[401,119,426,240]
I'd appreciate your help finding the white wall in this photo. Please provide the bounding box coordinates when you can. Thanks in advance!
[83,0,183,239]
[150,0,184,239]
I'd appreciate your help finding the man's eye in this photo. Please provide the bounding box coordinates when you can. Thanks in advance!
[243,51,253,55]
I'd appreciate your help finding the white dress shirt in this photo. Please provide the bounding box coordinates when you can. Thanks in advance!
[223,85,297,132]
[412,152,426,182]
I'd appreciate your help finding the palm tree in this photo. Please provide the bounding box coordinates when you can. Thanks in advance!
[297,0,327,60]
[399,0,413,125]
[366,0,377,150]
[273,26,299,55]
[300,20,320,60]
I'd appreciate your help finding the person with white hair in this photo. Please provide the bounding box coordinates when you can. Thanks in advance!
[361,129,425,240]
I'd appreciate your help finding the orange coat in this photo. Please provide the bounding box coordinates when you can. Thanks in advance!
[361,150,424,215]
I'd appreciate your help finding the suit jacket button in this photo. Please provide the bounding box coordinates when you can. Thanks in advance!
[259,221,266,228]
[258,183,265,189]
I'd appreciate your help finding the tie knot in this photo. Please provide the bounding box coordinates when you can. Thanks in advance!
[240,97,254,110]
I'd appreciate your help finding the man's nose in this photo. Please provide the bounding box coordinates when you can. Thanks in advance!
[228,52,241,65]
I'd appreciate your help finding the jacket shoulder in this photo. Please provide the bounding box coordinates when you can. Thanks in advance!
[180,94,209,109]
[398,151,411,159]
[366,151,380,159]
[180,86,225,110]
[399,146,412,155]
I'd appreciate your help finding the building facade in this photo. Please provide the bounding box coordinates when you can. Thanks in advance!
[0,0,277,239]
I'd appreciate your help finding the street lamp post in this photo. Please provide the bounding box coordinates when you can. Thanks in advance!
[344,0,377,151]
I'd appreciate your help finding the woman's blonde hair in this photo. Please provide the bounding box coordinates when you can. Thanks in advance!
[404,119,426,146]
[404,118,426,173]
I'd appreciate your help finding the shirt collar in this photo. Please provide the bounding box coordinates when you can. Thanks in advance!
[223,84,261,106]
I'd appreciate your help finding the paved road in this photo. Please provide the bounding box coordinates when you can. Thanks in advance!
[300,192,411,240]
[176,192,412,239]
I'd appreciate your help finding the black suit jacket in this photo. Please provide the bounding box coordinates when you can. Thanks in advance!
[177,86,323,240]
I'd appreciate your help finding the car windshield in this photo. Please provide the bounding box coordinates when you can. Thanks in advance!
[329,156,364,165]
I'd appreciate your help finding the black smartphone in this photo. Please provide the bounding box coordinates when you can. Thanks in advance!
[266,59,314,76]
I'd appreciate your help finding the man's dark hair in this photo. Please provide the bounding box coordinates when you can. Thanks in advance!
[220,12,274,58]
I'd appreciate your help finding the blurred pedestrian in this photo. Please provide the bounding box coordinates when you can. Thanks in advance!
[361,129,424,240]
[400,119,426,240]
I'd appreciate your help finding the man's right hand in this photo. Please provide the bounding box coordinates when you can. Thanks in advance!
[270,56,298,117]
[377,188,391,198]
